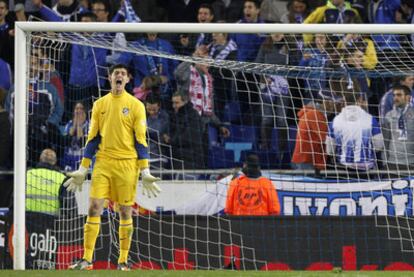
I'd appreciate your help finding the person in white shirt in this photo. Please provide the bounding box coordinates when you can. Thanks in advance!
[326,92,384,171]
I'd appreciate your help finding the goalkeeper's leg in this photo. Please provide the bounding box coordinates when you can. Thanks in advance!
[118,205,133,266]
[83,198,105,262]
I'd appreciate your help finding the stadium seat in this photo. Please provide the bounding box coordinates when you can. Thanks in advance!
[207,125,235,168]
[208,146,235,169]
[223,125,257,163]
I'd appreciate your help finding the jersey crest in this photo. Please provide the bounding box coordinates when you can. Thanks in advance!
[122,107,129,116]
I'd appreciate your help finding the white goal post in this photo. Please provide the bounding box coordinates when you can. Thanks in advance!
[14,21,414,270]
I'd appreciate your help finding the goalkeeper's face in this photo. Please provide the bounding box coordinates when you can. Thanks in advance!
[109,68,130,92]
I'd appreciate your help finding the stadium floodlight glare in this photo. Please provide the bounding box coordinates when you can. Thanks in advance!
[14,21,414,270]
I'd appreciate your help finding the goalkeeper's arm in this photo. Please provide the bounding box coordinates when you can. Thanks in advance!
[63,136,100,192]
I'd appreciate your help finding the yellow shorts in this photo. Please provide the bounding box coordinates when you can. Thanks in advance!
[90,157,139,206]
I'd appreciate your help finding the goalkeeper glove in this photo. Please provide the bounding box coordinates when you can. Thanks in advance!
[63,166,88,193]
[141,168,161,198]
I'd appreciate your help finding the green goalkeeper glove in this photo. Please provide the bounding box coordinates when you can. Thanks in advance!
[63,166,88,192]
[141,168,161,198]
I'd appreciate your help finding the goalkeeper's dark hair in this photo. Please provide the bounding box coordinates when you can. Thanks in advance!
[393,84,411,96]
[109,64,129,75]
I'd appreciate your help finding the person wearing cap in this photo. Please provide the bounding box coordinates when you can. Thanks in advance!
[291,89,339,175]
[225,154,280,216]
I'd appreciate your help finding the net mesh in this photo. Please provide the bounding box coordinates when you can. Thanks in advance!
[19,27,414,270]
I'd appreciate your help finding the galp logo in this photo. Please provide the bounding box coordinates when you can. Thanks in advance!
[30,229,57,260]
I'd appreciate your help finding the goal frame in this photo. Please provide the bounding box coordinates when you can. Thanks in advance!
[14,21,414,270]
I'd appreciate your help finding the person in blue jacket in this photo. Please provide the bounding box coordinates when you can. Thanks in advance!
[368,0,402,51]
[112,33,178,106]
[0,58,11,91]
[232,0,265,62]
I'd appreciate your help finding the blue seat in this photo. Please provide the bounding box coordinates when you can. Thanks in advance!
[224,125,257,163]
[208,146,235,168]
[207,125,235,168]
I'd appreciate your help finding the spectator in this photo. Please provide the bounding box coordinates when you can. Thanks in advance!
[62,101,89,171]
[67,12,108,110]
[341,47,371,103]
[209,32,238,61]
[280,0,310,23]
[368,0,402,55]
[232,0,265,62]
[6,51,64,165]
[114,32,178,105]
[0,88,11,170]
[225,154,281,216]
[292,90,339,175]
[91,0,109,22]
[133,75,167,102]
[0,88,11,208]
[396,0,414,46]
[26,148,78,216]
[260,0,284,22]
[33,47,65,105]
[209,32,238,120]
[32,0,84,22]
[379,75,414,125]
[195,3,215,48]
[0,0,14,68]
[382,85,414,172]
[145,94,170,163]
[258,75,290,153]
[166,0,205,22]
[255,34,290,152]
[337,33,378,70]
[326,92,384,171]
[303,0,362,44]
[0,57,11,91]
[299,33,330,101]
[174,46,230,138]
[256,33,289,65]
[211,0,244,22]
[167,92,205,169]
[233,0,265,125]
[176,33,194,56]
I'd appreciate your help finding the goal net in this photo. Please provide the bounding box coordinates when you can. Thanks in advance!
[13,22,414,270]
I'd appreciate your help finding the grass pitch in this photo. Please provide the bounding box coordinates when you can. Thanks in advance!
[1,271,414,277]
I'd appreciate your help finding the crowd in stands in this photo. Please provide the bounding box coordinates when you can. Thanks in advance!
[0,0,413,178]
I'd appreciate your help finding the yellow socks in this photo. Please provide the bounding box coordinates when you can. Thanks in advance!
[118,218,133,264]
[83,216,101,262]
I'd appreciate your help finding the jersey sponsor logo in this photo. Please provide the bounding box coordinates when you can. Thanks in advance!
[237,187,264,207]
[122,107,129,116]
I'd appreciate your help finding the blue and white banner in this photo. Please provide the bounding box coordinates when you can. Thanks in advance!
[274,175,413,216]
[76,175,414,216]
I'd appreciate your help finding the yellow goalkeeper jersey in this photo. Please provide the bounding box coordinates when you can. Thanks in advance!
[81,90,149,169]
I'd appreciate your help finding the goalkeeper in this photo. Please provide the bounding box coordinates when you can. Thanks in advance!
[65,64,161,271]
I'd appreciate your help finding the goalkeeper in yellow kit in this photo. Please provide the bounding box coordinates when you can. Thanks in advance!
[64,64,161,271]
